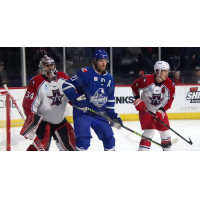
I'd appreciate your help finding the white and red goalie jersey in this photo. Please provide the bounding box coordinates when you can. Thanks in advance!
[131,74,175,113]
[23,72,70,124]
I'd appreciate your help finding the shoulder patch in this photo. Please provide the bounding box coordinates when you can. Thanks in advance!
[81,68,88,73]
[31,79,35,85]
[143,76,146,82]
[172,82,175,87]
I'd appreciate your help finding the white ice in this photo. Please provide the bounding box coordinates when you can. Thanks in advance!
[8,119,200,151]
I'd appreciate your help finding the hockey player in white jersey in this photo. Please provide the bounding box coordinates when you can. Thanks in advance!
[131,61,175,151]
[20,55,76,151]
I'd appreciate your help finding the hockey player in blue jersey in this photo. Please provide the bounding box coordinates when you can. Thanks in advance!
[62,50,123,151]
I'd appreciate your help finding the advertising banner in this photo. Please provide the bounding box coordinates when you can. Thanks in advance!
[1,85,200,125]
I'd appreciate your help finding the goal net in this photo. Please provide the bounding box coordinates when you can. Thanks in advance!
[0,91,11,151]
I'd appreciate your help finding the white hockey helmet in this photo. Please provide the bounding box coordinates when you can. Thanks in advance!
[154,61,170,76]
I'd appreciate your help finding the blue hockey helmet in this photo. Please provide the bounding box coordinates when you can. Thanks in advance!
[93,50,109,63]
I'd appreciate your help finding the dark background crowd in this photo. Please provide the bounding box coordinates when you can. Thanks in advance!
[0,47,200,87]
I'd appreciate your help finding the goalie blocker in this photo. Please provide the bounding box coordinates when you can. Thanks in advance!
[20,112,43,140]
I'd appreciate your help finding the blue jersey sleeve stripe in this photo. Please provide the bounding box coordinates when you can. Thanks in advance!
[106,106,115,109]
[63,82,77,90]
[63,85,74,91]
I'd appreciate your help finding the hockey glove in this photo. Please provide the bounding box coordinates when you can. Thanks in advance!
[155,109,165,120]
[133,98,147,112]
[71,94,88,113]
[110,115,123,129]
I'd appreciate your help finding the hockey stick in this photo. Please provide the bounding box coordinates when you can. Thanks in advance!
[87,108,178,148]
[3,84,47,151]
[3,84,26,121]
[145,109,192,145]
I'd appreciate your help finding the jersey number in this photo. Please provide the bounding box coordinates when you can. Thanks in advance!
[25,91,34,99]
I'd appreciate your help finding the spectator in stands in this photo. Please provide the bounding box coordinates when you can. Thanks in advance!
[184,66,200,84]
[140,47,158,72]
[33,47,48,59]
[0,60,10,87]
[120,47,143,74]
[195,66,200,84]
[171,71,183,85]
[66,47,85,64]
[138,70,144,78]
[161,47,181,71]
[178,47,200,70]
[11,71,32,87]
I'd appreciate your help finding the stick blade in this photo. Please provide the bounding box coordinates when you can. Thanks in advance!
[3,84,8,91]
[161,138,179,148]
[171,138,179,145]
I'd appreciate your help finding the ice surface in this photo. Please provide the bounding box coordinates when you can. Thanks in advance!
[8,120,200,151]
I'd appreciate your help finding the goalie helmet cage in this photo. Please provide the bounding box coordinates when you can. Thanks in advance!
[0,91,11,151]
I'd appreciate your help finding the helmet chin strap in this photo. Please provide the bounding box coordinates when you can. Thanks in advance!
[155,70,163,82]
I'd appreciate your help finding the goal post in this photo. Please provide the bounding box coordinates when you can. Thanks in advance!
[0,91,11,151]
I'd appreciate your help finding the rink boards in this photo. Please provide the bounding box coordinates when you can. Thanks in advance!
[0,85,200,127]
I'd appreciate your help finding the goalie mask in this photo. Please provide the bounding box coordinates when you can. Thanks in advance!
[38,55,57,80]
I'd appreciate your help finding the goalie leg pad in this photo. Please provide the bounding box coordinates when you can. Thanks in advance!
[54,123,76,151]
[55,141,65,151]
[26,144,38,151]
[20,112,42,140]
[27,124,51,151]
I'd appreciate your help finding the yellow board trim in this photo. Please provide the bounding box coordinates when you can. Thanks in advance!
[1,113,200,128]
[119,113,200,121]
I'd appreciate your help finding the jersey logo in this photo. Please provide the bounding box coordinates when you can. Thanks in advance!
[45,84,49,90]
[90,88,108,107]
[107,80,111,87]
[81,68,88,73]
[70,74,78,81]
[47,89,64,106]
[149,86,153,92]
[94,77,98,81]
[149,93,163,106]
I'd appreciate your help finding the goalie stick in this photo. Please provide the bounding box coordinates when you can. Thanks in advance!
[145,109,193,145]
[87,108,178,148]
[3,84,48,151]
[3,84,26,121]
